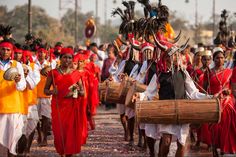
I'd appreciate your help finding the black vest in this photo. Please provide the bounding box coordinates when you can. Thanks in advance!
[145,61,157,85]
[137,62,142,74]
[158,70,186,100]
[124,60,137,76]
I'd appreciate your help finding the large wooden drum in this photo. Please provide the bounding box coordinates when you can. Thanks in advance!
[100,90,106,102]
[136,99,221,124]
[118,76,134,98]
[125,83,147,109]
[99,82,107,102]
[104,81,121,104]
[99,82,107,91]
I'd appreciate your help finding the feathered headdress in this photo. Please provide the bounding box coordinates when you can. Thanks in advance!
[0,25,13,40]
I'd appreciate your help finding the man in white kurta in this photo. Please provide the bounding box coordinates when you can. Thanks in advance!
[156,50,212,157]
[23,61,41,154]
[0,41,27,156]
[35,48,56,146]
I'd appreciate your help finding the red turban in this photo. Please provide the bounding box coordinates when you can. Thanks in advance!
[37,48,48,54]
[14,48,23,54]
[61,48,74,56]
[0,42,14,50]
[73,53,85,62]
[23,50,33,63]
[0,41,15,59]
[90,53,97,59]
[54,45,63,52]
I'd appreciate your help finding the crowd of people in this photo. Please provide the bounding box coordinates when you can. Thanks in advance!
[1,1,236,157]
[0,25,106,157]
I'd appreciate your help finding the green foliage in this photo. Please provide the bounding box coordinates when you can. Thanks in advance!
[98,20,119,43]
[0,5,73,44]
[60,9,118,44]
[0,4,118,46]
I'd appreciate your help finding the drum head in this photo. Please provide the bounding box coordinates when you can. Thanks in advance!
[118,78,126,97]
[3,67,19,81]
[105,81,120,103]
[99,82,107,91]
[125,84,136,107]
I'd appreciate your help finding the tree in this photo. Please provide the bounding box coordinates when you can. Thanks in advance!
[0,5,73,45]
[98,20,119,43]
[169,11,189,31]
[61,9,118,44]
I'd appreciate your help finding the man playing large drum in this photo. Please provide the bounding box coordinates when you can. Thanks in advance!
[156,46,213,157]
[134,44,213,157]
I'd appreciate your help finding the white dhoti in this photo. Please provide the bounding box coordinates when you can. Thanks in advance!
[145,124,160,140]
[0,114,27,155]
[117,103,125,115]
[158,124,189,145]
[37,98,51,119]
[26,105,39,137]
[125,107,135,119]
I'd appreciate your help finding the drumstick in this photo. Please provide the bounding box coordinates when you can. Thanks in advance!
[184,71,210,96]
[140,60,155,78]
[113,40,120,52]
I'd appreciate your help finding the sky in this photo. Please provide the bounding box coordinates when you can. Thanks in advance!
[1,0,236,25]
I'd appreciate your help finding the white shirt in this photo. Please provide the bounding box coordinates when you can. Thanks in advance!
[129,64,140,79]
[135,61,148,84]
[26,63,41,90]
[32,55,37,62]
[140,70,211,100]
[94,50,106,69]
[183,70,212,99]
[0,60,26,91]
[109,60,126,82]
[35,59,56,70]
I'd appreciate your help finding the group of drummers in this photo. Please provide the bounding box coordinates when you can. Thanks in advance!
[104,1,236,157]
[103,34,236,157]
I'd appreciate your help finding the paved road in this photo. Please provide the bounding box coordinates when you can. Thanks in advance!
[30,107,149,157]
[1,106,214,157]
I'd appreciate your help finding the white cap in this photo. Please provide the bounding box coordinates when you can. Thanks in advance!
[201,50,212,56]
[213,47,224,54]
[196,47,205,53]
[193,44,198,49]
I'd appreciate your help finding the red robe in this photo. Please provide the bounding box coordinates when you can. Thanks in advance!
[187,65,202,81]
[85,62,100,116]
[206,68,236,153]
[74,69,94,144]
[48,69,85,155]
[194,68,212,146]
